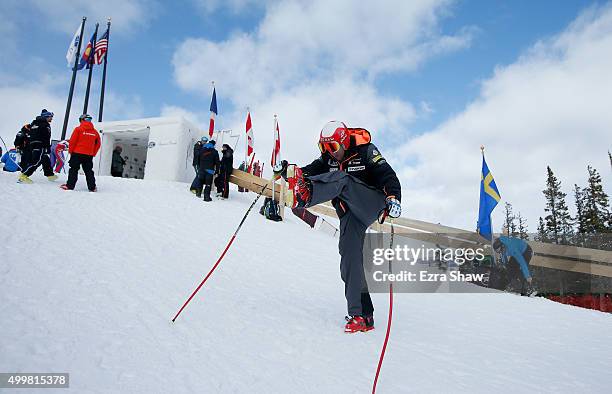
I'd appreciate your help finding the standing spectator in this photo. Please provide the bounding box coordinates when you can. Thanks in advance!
[60,114,101,192]
[216,143,234,199]
[18,109,56,184]
[111,146,126,177]
[189,139,219,201]
[193,137,207,175]
[1,147,21,172]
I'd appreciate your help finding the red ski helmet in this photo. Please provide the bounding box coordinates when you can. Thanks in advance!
[318,121,349,154]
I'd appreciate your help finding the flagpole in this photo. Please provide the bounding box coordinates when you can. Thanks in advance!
[61,16,87,140]
[98,18,111,122]
[481,145,497,265]
[83,23,99,114]
[272,115,277,203]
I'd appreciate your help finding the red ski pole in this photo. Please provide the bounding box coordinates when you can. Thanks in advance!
[172,183,269,323]
[372,221,395,394]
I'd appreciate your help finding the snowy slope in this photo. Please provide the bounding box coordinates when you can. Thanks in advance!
[1,171,611,394]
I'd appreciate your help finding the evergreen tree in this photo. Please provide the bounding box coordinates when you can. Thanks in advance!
[517,212,529,240]
[573,184,587,247]
[502,202,517,236]
[542,166,573,244]
[574,184,587,234]
[583,166,611,233]
[536,216,548,242]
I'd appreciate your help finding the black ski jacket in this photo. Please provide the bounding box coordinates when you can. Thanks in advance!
[27,116,52,149]
[198,145,220,174]
[220,145,234,175]
[302,128,401,216]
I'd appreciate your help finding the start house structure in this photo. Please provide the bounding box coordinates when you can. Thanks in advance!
[94,116,206,182]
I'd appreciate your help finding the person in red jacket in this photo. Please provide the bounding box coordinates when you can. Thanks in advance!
[61,114,101,192]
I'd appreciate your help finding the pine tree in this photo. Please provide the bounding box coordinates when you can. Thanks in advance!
[573,184,587,246]
[536,217,548,242]
[517,212,529,240]
[583,166,611,233]
[502,202,517,236]
[542,166,573,244]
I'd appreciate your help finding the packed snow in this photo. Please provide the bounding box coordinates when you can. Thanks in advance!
[1,171,611,393]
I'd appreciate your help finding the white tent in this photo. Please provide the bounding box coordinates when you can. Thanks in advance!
[94,116,206,182]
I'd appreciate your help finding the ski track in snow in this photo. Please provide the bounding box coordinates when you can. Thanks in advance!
[1,171,611,393]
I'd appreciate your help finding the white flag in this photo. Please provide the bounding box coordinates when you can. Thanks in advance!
[66,24,81,67]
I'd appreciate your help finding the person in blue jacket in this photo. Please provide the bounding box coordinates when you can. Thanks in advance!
[493,236,534,293]
[1,148,21,172]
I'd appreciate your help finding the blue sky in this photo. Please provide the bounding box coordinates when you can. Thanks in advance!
[1,0,610,230]
[0,0,588,129]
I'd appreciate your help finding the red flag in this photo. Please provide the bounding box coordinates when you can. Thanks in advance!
[246,112,254,157]
[271,117,281,167]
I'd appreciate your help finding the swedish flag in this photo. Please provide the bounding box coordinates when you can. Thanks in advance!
[477,153,501,240]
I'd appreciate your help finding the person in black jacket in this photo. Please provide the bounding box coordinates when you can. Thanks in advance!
[189,139,219,201]
[111,146,126,177]
[275,121,402,333]
[193,136,207,175]
[216,143,234,199]
[18,109,57,184]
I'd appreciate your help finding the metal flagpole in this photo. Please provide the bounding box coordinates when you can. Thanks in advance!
[271,115,277,203]
[61,17,87,140]
[98,18,111,122]
[83,23,99,114]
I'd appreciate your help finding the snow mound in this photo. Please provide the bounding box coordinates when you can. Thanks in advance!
[1,171,611,393]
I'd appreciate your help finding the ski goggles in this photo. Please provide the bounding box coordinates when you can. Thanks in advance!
[318,141,342,154]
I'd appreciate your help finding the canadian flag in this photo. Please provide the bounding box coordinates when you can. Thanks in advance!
[246,111,254,158]
[271,116,281,167]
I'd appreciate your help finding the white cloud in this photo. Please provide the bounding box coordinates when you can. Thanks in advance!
[173,0,471,99]
[392,4,612,231]
[171,0,470,172]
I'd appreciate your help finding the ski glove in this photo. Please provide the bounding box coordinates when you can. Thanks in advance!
[385,196,401,218]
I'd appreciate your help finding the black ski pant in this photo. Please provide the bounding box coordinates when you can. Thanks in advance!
[190,171,214,198]
[219,170,231,198]
[67,153,96,191]
[21,146,54,177]
[306,171,387,317]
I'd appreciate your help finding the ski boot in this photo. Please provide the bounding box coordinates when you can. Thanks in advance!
[273,160,311,208]
[17,174,33,184]
[47,174,58,181]
[59,184,72,190]
[344,315,368,333]
[364,315,375,332]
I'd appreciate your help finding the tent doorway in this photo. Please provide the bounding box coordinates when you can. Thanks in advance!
[107,128,150,179]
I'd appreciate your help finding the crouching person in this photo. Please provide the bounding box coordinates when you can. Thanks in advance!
[61,114,101,192]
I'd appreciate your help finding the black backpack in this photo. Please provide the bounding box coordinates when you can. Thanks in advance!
[14,124,30,150]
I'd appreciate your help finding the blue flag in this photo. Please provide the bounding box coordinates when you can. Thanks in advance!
[209,87,218,114]
[77,31,96,70]
[477,154,501,240]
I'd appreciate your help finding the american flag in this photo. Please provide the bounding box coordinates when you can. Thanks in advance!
[94,28,109,65]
